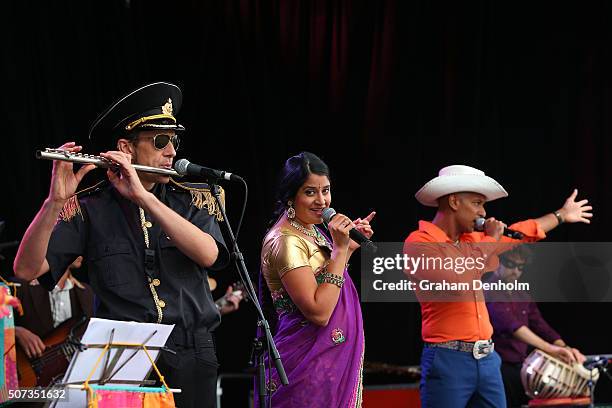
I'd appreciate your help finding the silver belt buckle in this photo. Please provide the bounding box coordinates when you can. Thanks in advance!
[473,340,494,360]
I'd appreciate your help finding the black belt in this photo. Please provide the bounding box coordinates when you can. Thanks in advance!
[169,325,214,349]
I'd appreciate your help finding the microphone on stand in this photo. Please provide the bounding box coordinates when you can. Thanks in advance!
[322,208,377,253]
[584,356,609,370]
[474,217,524,240]
[174,159,243,182]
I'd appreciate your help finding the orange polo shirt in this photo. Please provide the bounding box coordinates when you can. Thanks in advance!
[404,220,545,343]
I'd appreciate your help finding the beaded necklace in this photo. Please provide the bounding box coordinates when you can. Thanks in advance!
[288,218,331,250]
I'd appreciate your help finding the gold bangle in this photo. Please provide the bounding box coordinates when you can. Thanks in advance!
[321,272,345,288]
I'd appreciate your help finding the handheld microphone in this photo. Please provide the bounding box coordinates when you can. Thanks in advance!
[474,217,524,240]
[174,159,243,182]
[322,208,378,253]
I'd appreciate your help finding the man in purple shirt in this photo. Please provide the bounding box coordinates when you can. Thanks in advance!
[485,245,586,407]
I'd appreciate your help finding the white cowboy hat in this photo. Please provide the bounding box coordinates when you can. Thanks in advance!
[415,165,508,207]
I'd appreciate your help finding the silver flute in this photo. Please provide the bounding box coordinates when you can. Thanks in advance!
[36,148,181,177]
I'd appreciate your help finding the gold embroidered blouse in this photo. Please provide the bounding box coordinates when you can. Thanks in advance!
[261,226,329,314]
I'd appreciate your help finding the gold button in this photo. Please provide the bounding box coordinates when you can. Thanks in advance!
[152,279,161,287]
[158,300,166,308]
[144,221,153,228]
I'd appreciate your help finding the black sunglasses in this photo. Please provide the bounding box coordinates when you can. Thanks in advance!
[500,257,526,271]
[136,133,180,150]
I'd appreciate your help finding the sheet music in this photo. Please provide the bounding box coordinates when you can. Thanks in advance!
[52,318,174,408]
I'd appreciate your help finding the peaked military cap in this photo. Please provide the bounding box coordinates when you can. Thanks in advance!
[88,82,185,148]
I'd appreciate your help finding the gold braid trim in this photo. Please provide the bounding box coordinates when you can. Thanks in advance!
[58,196,82,222]
[139,207,163,323]
[57,181,106,223]
[169,178,225,221]
[125,113,176,131]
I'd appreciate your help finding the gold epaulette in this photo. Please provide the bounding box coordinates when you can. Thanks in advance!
[169,178,225,221]
[58,180,107,223]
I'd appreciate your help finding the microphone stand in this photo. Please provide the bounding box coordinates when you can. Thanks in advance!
[207,179,288,407]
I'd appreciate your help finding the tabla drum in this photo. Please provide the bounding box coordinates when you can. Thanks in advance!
[521,349,599,399]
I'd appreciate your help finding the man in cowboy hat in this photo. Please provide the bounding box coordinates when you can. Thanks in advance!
[14,82,229,408]
[404,164,592,408]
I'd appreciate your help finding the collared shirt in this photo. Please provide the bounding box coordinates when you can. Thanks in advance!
[41,182,229,332]
[404,220,545,343]
[48,278,74,327]
[485,287,560,363]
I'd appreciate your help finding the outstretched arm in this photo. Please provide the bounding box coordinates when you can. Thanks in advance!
[535,189,592,233]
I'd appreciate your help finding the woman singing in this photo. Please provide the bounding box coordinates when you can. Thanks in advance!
[258,152,375,407]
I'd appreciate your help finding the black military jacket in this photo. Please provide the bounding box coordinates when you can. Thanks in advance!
[41,180,229,332]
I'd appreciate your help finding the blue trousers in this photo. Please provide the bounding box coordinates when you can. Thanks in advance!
[420,347,506,408]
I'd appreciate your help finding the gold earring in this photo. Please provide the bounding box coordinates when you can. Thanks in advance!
[287,201,296,219]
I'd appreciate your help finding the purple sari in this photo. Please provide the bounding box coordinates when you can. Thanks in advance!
[256,267,364,407]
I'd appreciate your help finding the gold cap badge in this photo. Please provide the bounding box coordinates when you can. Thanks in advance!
[162,98,173,116]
